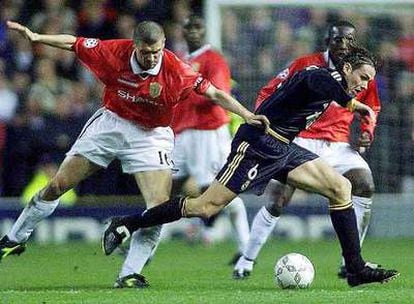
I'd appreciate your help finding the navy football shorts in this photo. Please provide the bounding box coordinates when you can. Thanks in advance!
[215,135,318,195]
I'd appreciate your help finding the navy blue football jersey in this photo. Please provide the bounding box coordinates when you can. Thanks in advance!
[242,67,353,141]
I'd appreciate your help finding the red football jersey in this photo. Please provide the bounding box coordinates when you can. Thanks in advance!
[171,45,231,134]
[72,38,211,128]
[255,52,381,142]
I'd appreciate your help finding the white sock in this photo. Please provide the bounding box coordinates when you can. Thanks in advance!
[8,193,59,243]
[234,255,254,272]
[226,197,250,253]
[244,206,279,261]
[119,225,162,277]
[352,196,372,246]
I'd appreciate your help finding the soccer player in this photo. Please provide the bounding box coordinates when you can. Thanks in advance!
[103,47,399,287]
[0,20,268,288]
[171,15,249,261]
[234,21,381,280]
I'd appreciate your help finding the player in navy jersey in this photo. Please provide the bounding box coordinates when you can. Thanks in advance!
[234,21,381,280]
[103,47,399,287]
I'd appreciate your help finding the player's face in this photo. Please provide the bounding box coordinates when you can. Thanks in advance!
[135,38,165,70]
[343,63,376,96]
[183,18,205,49]
[328,26,356,60]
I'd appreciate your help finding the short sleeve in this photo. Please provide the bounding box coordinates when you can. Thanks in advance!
[176,60,211,100]
[71,38,124,83]
[72,37,105,67]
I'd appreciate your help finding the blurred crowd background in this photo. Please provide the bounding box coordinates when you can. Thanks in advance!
[0,0,413,204]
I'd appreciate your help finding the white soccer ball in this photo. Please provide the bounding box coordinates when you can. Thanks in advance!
[274,253,315,289]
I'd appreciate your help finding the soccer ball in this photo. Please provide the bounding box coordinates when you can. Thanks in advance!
[274,253,315,289]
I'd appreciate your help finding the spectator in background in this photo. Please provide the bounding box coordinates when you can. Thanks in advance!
[5,25,34,74]
[396,71,414,192]
[77,0,117,39]
[114,13,136,39]
[0,60,18,192]
[28,58,71,114]
[271,21,295,71]
[0,60,18,123]
[397,15,414,72]
[29,0,77,34]
[118,0,169,24]
[21,155,77,206]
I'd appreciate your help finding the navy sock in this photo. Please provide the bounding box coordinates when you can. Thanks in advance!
[330,207,365,273]
[123,196,185,232]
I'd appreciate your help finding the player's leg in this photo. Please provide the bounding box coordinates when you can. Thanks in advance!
[1,155,100,259]
[343,168,374,247]
[287,158,398,286]
[325,143,375,277]
[113,123,174,288]
[114,169,171,288]
[225,196,249,262]
[234,181,295,279]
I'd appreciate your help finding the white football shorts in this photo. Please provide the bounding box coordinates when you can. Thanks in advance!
[173,124,232,187]
[293,137,371,175]
[67,108,174,173]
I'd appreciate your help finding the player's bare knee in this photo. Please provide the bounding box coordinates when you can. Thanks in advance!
[351,179,375,197]
[328,176,352,204]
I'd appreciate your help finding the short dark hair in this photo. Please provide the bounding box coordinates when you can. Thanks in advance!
[325,20,356,44]
[337,46,377,71]
[183,14,205,29]
[133,21,165,45]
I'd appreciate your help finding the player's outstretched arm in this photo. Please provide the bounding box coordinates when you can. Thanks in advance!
[203,84,270,132]
[7,21,76,51]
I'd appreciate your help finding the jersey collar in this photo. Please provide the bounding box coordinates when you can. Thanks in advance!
[186,44,211,60]
[130,50,163,76]
[324,50,336,69]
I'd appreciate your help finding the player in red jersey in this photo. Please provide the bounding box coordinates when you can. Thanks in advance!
[0,20,268,288]
[234,21,380,279]
[171,15,249,263]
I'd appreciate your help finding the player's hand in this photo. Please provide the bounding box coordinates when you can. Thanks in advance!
[357,131,372,154]
[244,113,270,133]
[354,102,375,123]
[7,21,37,42]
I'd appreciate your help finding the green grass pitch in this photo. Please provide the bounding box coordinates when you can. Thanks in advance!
[0,239,412,304]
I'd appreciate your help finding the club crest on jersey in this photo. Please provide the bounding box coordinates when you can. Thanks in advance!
[191,62,200,72]
[149,82,162,98]
[84,38,99,48]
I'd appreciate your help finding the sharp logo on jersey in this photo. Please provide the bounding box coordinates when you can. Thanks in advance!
[117,90,162,106]
[193,76,204,89]
[84,38,99,48]
[330,71,342,82]
[149,82,162,98]
[117,78,139,88]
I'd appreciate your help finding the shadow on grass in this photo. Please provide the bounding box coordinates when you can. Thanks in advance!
[0,284,115,292]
